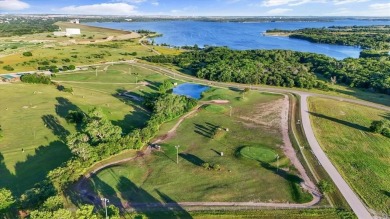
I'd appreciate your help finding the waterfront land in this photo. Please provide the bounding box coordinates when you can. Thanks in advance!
[1,19,389,219]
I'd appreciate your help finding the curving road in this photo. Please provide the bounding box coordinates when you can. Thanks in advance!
[300,94,373,219]
[132,62,388,219]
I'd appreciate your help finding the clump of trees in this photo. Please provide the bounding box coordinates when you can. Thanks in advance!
[0,19,59,37]
[370,119,390,138]
[317,180,335,194]
[56,84,73,93]
[202,162,221,171]
[20,73,51,84]
[2,65,14,71]
[23,51,33,57]
[143,46,390,94]
[0,188,15,216]
[267,25,390,50]
[48,93,197,193]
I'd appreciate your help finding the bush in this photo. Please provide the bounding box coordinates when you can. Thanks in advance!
[23,51,33,57]
[21,73,51,84]
[2,65,14,71]
[202,162,210,170]
[318,180,334,194]
[370,119,390,138]
[212,164,221,171]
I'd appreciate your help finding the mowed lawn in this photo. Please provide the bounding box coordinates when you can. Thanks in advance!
[308,97,390,214]
[0,81,150,195]
[87,89,313,205]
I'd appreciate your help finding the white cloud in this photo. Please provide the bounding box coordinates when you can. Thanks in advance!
[370,2,390,10]
[56,3,137,15]
[333,0,369,5]
[151,1,159,6]
[0,0,29,11]
[111,0,146,3]
[265,8,293,14]
[262,0,324,7]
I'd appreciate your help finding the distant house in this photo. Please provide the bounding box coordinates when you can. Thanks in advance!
[53,28,81,37]
[0,75,20,82]
[69,19,80,24]
[65,28,81,36]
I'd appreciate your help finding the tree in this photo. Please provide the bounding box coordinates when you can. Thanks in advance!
[23,51,33,57]
[42,196,63,211]
[158,80,174,94]
[0,188,15,214]
[76,205,98,219]
[318,180,335,194]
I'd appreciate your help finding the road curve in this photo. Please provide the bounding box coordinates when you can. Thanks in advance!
[300,94,373,219]
[132,62,387,218]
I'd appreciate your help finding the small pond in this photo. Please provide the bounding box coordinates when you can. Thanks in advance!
[173,83,210,99]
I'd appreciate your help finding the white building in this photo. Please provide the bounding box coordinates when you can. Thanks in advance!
[53,28,81,37]
[69,19,80,24]
[65,28,81,36]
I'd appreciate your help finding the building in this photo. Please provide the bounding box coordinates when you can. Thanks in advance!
[65,28,81,36]
[69,19,80,24]
[0,75,20,82]
[53,28,81,37]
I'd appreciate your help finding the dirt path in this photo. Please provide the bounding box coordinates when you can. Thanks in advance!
[279,95,321,201]
[139,36,161,55]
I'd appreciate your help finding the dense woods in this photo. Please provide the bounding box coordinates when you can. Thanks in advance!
[267,25,390,50]
[143,47,390,94]
[0,19,59,37]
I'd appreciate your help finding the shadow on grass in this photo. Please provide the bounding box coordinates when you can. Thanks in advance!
[112,92,151,135]
[193,122,219,139]
[309,111,369,132]
[179,153,204,166]
[144,80,162,92]
[0,141,72,196]
[381,190,390,197]
[42,114,70,142]
[55,97,81,119]
[117,177,192,219]
[260,162,310,203]
[333,88,390,107]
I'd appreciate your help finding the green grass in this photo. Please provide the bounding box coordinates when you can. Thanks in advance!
[239,146,278,163]
[308,97,390,215]
[126,208,349,219]
[0,64,164,195]
[87,90,313,205]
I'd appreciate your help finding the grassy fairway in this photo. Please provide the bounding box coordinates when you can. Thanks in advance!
[308,97,390,214]
[0,64,166,195]
[87,89,313,205]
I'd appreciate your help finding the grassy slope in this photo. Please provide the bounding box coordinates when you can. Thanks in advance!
[308,97,390,214]
[0,64,165,195]
[88,89,312,204]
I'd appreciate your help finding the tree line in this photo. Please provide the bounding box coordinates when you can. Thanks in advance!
[266,25,390,50]
[142,47,390,94]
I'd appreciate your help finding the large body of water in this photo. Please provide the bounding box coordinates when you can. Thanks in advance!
[87,20,390,59]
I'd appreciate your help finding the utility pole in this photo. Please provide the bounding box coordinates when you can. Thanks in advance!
[229,106,232,117]
[101,197,109,219]
[95,67,98,77]
[175,145,180,164]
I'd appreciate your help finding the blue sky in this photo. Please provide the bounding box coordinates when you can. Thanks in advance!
[0,0,389,16]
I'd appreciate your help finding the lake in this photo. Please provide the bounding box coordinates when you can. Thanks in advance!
[86,20,390,59]
[173,83,210,99]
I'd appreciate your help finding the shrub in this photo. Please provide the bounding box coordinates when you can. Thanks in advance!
[2,65,14,71]
[202,162,210,170]
[318,180,335,194]
[370,119,390,138]
[23,51,33,57]
[21,73,51,84]
[212,164,221,171]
